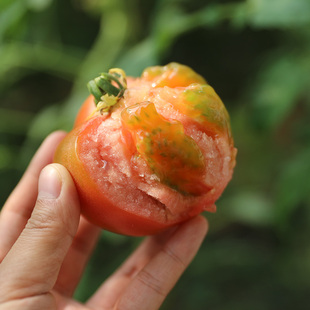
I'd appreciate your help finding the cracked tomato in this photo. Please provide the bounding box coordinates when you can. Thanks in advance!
[54,63,237,236]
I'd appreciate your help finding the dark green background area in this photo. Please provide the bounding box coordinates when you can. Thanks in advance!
[1,0,310,309]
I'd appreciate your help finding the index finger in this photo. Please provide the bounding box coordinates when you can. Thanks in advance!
[116,216,208,310]
[87,215,208,310]
[0,131,66,261]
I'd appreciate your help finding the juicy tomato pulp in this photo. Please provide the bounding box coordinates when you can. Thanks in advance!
[55,63,236,236]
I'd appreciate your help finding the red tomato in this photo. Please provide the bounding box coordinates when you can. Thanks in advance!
[73,95,96,128]
[54,63,237,236]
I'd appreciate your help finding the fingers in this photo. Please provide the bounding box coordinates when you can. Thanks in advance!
[54,216,101,297]
[0,164,80,304]
[87,227,177,309]
[0,131,66,261]
[88,216,208,310]
[117,216,208,310]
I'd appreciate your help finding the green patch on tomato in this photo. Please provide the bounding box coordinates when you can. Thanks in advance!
[121,101,207,195]
[179,84,233,141]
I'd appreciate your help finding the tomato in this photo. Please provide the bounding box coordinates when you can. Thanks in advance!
[73,95,96,128]
[54,63,237,236]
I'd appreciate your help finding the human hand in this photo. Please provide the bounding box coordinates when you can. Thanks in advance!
[0,131,208,310]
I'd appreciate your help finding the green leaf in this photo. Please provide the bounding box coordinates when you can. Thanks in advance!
[151,3,235,56]
[115,39,158,76]
[26,0,52,11]
[0,42,83,91]
[274,148,310,231]
[248,53,310,130]
[222,191,274,227]
[246,0,310,28]
[0,144,14,169]
[0,0,26,41]
[0,108,34,134]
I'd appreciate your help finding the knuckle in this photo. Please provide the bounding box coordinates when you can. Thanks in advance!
[25,199,58,233]
[162,245,186,268]
[137,269,165,297]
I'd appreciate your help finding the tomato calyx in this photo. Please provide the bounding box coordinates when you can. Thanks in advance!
[87,68,127,114]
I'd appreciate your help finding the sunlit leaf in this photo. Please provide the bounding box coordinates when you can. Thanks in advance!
[248,53,310,130]
[247,0,310,28]
[26,0,52,11]
[222,191,274,227]
[115,38,158,76]
[0,0,26,41]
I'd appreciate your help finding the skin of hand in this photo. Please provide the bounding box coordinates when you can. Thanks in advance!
[0,131,208,310]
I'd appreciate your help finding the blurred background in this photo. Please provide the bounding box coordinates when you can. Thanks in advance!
[1,0,310,309]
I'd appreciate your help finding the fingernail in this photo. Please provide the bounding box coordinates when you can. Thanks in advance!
[38,165,62,199]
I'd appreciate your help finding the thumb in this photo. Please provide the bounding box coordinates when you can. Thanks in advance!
[0,164,80,303]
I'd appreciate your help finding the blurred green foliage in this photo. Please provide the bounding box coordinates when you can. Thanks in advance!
[1,0,310,309]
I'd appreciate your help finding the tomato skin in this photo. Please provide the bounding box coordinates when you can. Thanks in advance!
[74,95,97,128]
[54,118,187,236]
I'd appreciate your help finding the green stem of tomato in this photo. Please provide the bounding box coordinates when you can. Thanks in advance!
[87,69,127,105]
